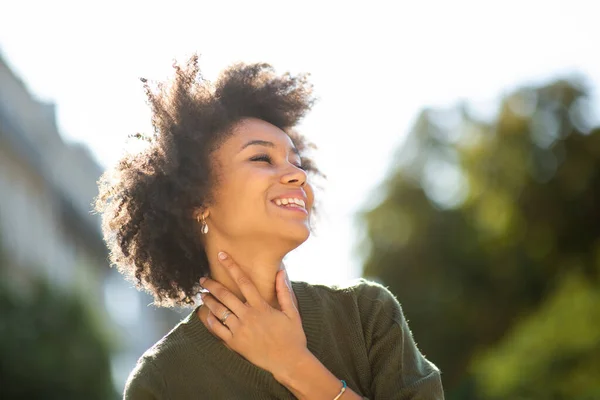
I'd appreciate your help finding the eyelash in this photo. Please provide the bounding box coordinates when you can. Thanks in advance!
[250,154,305,170]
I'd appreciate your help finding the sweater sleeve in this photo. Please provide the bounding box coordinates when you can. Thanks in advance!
[356,280,444,400]
[123,356,167,400]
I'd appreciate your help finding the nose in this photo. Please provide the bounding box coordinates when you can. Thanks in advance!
[280,163,307,186]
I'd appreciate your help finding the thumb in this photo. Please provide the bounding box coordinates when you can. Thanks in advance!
[276,270,298,318]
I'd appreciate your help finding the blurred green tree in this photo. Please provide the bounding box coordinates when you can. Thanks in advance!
[0,247,116,399]
[358,76,600,399]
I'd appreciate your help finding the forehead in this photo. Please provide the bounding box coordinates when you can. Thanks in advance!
[225,118,296,151]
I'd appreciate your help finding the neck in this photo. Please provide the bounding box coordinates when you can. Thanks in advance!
[203,236,293,309]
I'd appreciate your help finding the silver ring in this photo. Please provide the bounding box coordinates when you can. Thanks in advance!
[220,310,232,324]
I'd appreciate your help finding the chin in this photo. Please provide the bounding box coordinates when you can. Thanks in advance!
[278,224,311,248]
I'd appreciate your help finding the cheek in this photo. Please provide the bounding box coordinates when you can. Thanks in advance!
[212,178,269,222]
[211,197,265,235]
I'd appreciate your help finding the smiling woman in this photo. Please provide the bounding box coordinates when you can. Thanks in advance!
[94,54,444,399]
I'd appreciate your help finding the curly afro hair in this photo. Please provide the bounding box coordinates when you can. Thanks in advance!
[94,55,322,307]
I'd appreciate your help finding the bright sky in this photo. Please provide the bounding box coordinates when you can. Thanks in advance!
[1,0,598,285]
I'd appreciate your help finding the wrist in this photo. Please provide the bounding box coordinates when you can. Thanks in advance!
[273,350,353,400]
[273,349,316,386]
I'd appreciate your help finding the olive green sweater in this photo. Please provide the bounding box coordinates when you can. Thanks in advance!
[124,279,444,399]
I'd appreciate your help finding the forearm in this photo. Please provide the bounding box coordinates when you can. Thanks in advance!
[273,350,362,400]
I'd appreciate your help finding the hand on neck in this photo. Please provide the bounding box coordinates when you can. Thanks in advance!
[203,237,292,309]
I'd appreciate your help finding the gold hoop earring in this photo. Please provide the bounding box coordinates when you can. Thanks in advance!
[198,215,209,234]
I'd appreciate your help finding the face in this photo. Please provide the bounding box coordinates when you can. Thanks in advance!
[204,118,315,248]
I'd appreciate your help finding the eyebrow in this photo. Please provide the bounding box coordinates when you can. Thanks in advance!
[239,139,300,156]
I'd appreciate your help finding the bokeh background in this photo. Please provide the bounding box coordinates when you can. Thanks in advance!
[1,0,599,398]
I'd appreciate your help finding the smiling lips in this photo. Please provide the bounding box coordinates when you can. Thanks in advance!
[271,190,309,214]
[273,197,306,209]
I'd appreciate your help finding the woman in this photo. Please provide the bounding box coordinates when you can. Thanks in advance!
[96,55,444,399]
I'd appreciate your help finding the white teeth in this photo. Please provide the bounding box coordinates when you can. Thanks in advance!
[273,198,306,209]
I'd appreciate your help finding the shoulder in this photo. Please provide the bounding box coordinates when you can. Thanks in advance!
[137,318,189,365]
[123,319,190,398]
[295,278,403,321]
[295,277,391,295]
[124,351,166,399]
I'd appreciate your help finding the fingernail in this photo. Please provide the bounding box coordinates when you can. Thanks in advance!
[200,277,206,284]
[218,252,227,260]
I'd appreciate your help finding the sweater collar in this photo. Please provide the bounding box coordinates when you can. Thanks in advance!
[181,281,323,391]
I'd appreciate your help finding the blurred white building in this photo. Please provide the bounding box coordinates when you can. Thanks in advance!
[0,54,182,393]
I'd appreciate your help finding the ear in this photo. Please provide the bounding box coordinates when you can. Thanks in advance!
[194,208,210,221]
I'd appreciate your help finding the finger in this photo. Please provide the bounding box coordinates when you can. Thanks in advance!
[206,310,233,341]
[276,270,299,318]
[200,276,247,317]
[201,293,239,331]
[217,252,265,308]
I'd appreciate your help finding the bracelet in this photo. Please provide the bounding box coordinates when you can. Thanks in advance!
[332,380,347,400]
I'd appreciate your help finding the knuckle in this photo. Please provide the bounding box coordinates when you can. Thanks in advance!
[216,289,230,301]
[241,310,254,322]
[237,274,251,287]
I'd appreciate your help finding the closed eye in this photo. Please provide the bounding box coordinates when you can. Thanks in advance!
[250,154,305,170]
[250,154,273,164]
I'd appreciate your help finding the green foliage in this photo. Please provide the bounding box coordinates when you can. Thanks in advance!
[472,270,600,400]
[0,277,116,399]
[358,77,600,399]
